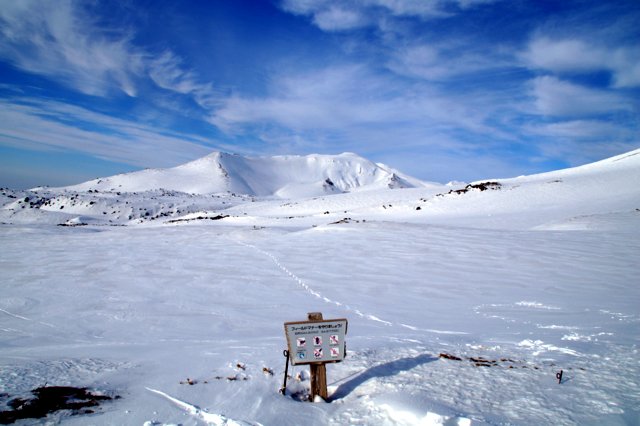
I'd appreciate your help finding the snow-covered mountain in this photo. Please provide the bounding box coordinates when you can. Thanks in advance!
[60,152,425,197]
[1,148,638,228]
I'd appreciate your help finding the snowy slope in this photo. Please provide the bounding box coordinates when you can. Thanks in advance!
[56,152,423,197]
[1,149,639,425]
[218,148,640,231]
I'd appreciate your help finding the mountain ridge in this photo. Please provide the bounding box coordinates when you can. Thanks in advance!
[58,151,429,197]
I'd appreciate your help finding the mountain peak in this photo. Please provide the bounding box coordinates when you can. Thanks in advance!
[61,152,426,197]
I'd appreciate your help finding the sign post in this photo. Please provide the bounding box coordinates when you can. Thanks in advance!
[283,312,348,401]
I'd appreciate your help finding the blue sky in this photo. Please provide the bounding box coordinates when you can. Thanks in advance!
[0,0,638,188]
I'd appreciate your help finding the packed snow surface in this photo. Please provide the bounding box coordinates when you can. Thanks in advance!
[1,150,639,425]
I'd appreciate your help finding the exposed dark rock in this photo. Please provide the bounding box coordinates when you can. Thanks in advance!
[166,214,229,224]
[437,181,502,197]
[439,353,462,361]
[0,386,118,424]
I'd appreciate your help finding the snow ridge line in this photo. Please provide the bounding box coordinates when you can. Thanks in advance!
[235,240,397,327]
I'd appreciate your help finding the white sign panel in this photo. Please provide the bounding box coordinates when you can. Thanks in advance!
[284,318,348,365]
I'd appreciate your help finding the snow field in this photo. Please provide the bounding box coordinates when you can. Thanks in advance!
[1,220,638,425]
[1,149,639,424]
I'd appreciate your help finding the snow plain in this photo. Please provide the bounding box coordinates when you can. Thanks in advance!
[1,150,639,425]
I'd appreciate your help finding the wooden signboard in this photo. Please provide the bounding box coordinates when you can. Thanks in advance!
[283,312,348,400]
[284,315,348,366]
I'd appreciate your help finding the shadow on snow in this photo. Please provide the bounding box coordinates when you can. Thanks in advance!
[330,353,437,400]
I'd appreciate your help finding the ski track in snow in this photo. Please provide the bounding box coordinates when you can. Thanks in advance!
[0,307,56,328]
[146,387,261,426]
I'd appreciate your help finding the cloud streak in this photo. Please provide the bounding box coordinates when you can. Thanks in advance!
[0,0,143,97]
[0,1,637,186]
[531,76,632,117]
[0,0,220,112]
[525,36,640,88]
[147,51,222,110]
[0,97,217,168]
[387,43,514,82]
[280,0,503,31]
[210,65,496,140]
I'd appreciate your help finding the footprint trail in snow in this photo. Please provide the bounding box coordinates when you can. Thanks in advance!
[235,240,467,336]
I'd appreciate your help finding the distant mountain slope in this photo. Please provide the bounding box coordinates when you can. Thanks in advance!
[60,152,427,197]
[5,148,636,229]
[417,148,640,230]
[493,148,640,184]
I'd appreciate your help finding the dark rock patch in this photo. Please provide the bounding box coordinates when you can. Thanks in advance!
[437,181,502,197]
[0,386,118,424]
[166,214,229,224]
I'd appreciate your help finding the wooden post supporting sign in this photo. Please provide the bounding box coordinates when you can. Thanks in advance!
[283,312,348,402]
[307,312,328,400]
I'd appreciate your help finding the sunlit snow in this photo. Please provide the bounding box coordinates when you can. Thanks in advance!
[1,150,639,425]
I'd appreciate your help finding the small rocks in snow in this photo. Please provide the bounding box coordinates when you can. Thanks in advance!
[438,181,502,196]
[439,352,522,368]
[439,352,462,361]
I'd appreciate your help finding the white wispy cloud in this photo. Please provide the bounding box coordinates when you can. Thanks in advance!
[210,65,492,135]
[0,97,218,168]
[525,36,640,88]
[380,149,530,183]
[387,43,514,81]
[516,8,640,166]
[280,0,501,32]
[364,0,449,19]
[531,76,631,117]
[208,63,516,162]
[372,0,501,17]
[211,65,372,131]
[312,5,368,31]
[528,120,625,139]
[1,0,635,184]
[526,118,638,158]
[0,0,220,112]
[0,0,143,97]
[147,51,221,110]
